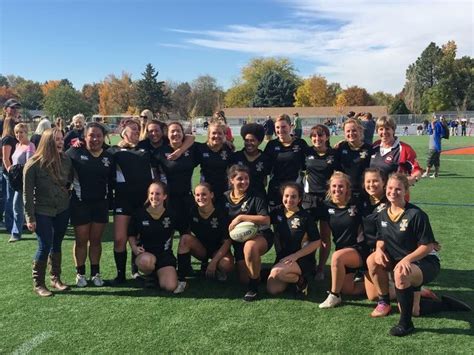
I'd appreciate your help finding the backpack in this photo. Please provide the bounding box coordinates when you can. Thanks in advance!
[8,164,24,191]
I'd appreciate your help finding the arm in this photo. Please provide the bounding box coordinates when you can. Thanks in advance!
[374,240,390,267]
[128,236,145,256]
[229,214,270,231]
[206,239,232,277]
[282,240,321,264]
[395,243,435,276]
[2,145,12,171]
[167,135,195,161]
[26,143,36,160]
[23,162,37,229]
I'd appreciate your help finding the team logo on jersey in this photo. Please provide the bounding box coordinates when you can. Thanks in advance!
[102,157,110,167]
[399,219,408,231]
[193,217,199,223]
[277,215,283,222]
[359,151,368,159]
[328,208,335,215]
[292,145,300,153]
[220,151,228,160]
[115,208,123,213]
[162,217,171,228]
[203,153,210,158]
[240,201,249,212]
[381,221,388,227]
[308,155,315,160]
[327,157,334,164]
[142,220,150,226]
[210,218,219,228]
[256,162,264,172]
[342,149,348,154]
[290,217,301,229]
[184,150,190,157]
[348,205,357,216]
[139,149,145,152]
[275,146,281,151]
[80,155,89,160]
[376,203,387,213]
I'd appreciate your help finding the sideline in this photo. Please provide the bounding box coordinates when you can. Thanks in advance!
[12,332,54,355]
[412,201,474,207]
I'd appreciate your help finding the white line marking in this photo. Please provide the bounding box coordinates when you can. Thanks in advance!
[12,332,54,355]
[441,158,474,161]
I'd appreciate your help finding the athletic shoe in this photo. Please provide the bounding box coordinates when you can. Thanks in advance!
[173,281,187,294]
[421,172,428,178]
[389,322,415,337]
[295,278,309,299]
[8,236,20,243]
[429,174,438,178]
[371,301,392,317]
[216,270,227,282]
[108,275,126,286]
[91,273,104,287]
[243,290,258,302]
[76,274,88,288]
[353,270,364,283]
[319,292,342,308]
[314,270,325,281]
[441,295,472,312]
[131,272,143,280]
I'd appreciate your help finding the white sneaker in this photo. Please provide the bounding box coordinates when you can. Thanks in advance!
[430,174,437,178]
[91,273,104,287]
[314,270,325,281]
[76,274,87,288]
[131,272,142,280]
[421,172,428,178]
[319,292,342,308]
[216,270,227,282]
[173,281,187,294]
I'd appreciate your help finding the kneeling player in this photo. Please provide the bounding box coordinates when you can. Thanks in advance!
[128,182,178,292]
[267,182,321,298]
[175,183,234,293]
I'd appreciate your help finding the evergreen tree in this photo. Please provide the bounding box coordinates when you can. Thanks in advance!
[252,71,296,107]
[389,98,411,114]
[135,63,171,113]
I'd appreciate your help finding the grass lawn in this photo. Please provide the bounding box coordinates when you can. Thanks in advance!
[1,133,473,353]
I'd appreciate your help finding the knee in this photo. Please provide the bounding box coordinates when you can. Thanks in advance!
[266,281,280,295]
[218,257,234,273]
[161,278,178,292]
[393,269,410,289]
[331,253,343,269]
[75,237,88,249]
[179,234,193,250]
[243,242,259,261]
[136,254,155,274]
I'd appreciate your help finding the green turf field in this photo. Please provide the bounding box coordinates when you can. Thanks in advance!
[1,134,473,353]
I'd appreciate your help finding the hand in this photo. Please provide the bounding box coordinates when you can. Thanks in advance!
[374,249,389,267]
[205,262,217,278]
[71,138,83,148]
[132,246,145,255]
[27,222,36,232]
[228,216,242,231]
[167,149,182,161]
[281,254,298,264]
[395,258,412,276]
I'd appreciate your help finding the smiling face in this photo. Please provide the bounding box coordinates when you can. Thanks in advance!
[244,133,260,155]
[73,118,84,130]
[123,123,140,144]
[377,125,395,145]
[85,126,104,153]
[344,122,362,145]
[275,119,291,141]
[386,177,407,206]
[194,185,214,208]
[230,171,250,195]
[54,130,64,152]
[147,123,164,145]
[282,186,301,211]
[364,171,385,199]
[330,177,350,205]
[14,128,28,144]
[148,183,167,208]
[168,123,184,147]
[208,124,225,147]
[311,131,329,150]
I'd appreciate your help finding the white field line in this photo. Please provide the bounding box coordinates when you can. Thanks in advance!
[12,332,54,355]
[441,158,474,161]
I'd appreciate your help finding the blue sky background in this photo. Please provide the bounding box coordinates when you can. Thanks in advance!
[1,0,472,94]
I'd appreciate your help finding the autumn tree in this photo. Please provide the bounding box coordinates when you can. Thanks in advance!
[82,83,101,114]
[335,93,348,115]
[370,91,395,108]
[253,71,296,107]
[225,83,253,107]
[41,80,62,96]
[135,63,170,114]
[99,72,136,115]
[341,86,373,106]
[294,75,336,107]
[0,74,9,87]
[190,75,223,117]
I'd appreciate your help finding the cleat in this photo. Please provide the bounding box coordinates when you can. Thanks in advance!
[76,274,88,288]
[389,323,414,337]
[371,301,392,317]
[441,295,472,312]
[295,278,309,299]
[91,273,104,287]
[173,281,187,294]
[131,272,143,280]
[243,290,258,302]
[319,292,342,308]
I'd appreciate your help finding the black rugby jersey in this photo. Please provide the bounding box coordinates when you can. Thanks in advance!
[107,145,154,190]
[136,138,166,157]
[360,196,388,249]
[153,143,198,196]
[271,207,320,258]
[322,200,363,250]
[128,208,176,254]
[231,149,272,195]
[187,205,229,249]
[335,142,372,194]
[303,146,339,195]
[66,146,113,201]
[195,142,233,195]
[223,190,271,233]
[377,203,437,261]
[263,138,307,184]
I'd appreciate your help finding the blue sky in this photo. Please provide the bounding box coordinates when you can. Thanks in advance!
[1,0,472,94]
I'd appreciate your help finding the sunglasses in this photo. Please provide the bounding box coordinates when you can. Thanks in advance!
[140,115,148,119]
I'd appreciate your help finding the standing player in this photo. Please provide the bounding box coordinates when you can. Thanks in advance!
[128,182,178,292]
[232,123,272,196]
[367,173,440,336]
[66,122,113,287]
[175,183,234,293]
[107,119,154,284]
[195,122,233,206]
[264,114,307,210]
[224,165,273,301]
[267,182,321,297]
[319,172,368,308]
[302,124,338,281]
[334,118,372,199]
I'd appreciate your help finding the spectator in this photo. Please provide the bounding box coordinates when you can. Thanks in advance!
[31,117,52,148]
[360,112,375,144]
[422,116,444,178]
[263,115,275,141]
[460,119,467,136]
[63,114,85,151]
[292,112,303,138]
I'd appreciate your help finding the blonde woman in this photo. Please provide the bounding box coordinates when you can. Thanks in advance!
[139,109,154,141]
[63,114,85,151]
[8,123,35,242]
[24,128,73,297]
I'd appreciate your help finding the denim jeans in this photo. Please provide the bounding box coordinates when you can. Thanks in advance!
[2,172,14,233]
[0,167,4,223]
[34,209,70,262]
[11,190,24,239]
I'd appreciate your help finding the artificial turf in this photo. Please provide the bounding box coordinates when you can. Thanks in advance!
[1,134,473,353]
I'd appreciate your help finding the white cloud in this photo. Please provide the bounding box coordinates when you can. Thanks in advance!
[171,0,473,93]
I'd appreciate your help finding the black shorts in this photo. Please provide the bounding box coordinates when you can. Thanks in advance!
[114,186,147,216]
[70,197,109,226]
[414,255,440,285]
[144,249,177,271]
[302,193,326,220]
[166,192,194,234]
[275,253,315,276]
[233,229,274,262]
[426,149,441,167]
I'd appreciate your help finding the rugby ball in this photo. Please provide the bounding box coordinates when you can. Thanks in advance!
[230,221,258,243]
